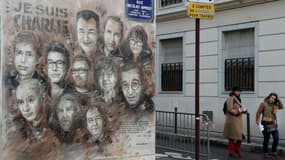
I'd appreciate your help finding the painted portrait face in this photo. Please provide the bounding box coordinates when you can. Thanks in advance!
[98,69,117,92]
[14,42,37,78]
[16,82,41,122]
[86,108,104,140]
[71,60,89,89]
[121,68,143,108]
[104,19,122,55]
[77,18,98,55]
[129,36,143,58]
[56,99,75,131]
[47,51,66,83]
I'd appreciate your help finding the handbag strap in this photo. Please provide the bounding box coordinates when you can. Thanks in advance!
[232,96,243,108]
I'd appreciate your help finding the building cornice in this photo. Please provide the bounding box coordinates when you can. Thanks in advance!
[156,0,279,22]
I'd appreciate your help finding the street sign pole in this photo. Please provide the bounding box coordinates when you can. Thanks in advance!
[186,1,214,159]
[195,17,200,160]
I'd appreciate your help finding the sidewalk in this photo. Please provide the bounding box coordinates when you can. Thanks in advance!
[210,137,285,157]
[156,138,284,160]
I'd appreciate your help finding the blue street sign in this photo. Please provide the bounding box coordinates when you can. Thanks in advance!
[125,0,154,22]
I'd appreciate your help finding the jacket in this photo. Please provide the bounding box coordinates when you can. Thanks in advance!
[223,96,244,140]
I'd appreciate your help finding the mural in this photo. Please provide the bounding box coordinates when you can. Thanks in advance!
[1,0,155,159]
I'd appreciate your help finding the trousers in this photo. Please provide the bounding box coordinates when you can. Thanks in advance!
[228,139,242,155]
[262,129,279,153]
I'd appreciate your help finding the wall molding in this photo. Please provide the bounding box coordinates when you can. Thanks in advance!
[156,0,279,22]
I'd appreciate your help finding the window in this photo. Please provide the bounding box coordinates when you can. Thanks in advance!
[160,38,183,91]
[161,0,182,7]
[223,28,255,91]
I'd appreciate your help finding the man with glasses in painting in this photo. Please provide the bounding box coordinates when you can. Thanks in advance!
[42,42,70,99]
[120,63,154,112]
[112,63,155,157]
[67,54,101,107]
[70,54,93,94]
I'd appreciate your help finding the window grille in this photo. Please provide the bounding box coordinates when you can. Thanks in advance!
[224,57,254,91]
[161,0,182,7]
[161,62,183,91]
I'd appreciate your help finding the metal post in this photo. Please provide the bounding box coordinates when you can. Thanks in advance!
[247,113,251,143]
[195,18,200,160]
[174,107,178,134]
[207,117,210,160]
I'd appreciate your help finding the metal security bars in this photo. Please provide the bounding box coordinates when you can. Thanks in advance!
[156,108,211,159]
[224,57,254,91]
[161,0,182,7]
[161,62,183,91]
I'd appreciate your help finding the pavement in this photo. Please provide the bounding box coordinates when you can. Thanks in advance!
[155,139,284,160]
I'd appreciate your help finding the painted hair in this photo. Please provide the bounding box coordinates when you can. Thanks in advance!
[103,16,124,41]
[119,25,152,63]
[68,54,94,89]
[84,103,112,144]
[120,63,144,106]
[93,57,120,93]
[13,31,41,58]
[45,41,70,70]
[120,62,144,90]
[15,79,47,120]
[50,93,82,143]
[86,104,108,131]
[76,10,100,29]
[127,25,148,47]
[56,93,80,113]
[16,79,45,102]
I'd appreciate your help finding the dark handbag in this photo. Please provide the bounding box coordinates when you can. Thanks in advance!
[265,124,278,132]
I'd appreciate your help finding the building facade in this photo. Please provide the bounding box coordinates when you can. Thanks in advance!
[155,0,285,144]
